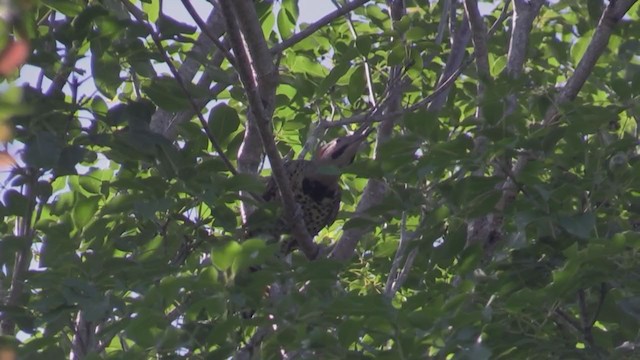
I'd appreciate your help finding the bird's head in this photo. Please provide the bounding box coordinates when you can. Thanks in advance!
[315,126,373,168]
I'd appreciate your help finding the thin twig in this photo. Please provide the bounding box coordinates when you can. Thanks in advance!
[331,0,377,107]
[384,213,409,297]
[590,283,608,328]
[554,308,582,333]
[577,289,595,347]
[392,248,418,294]
[122,0,238,176]
[271,0,370,54]
[436,0,452,45]
[150,9,229,138]
[181,0,237,66]
[233,326,272,360]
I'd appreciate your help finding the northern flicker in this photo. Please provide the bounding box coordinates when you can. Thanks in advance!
[246,127,372,253]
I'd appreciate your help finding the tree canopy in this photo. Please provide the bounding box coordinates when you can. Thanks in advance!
[2,0,640,358]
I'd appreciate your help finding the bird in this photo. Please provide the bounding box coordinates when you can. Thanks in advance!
[245,126,372,254]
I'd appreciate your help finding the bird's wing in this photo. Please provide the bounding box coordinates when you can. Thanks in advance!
[325,188,342,228]
[262,160,295,201]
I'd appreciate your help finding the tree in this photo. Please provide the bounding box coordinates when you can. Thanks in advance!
[2,0,640,358]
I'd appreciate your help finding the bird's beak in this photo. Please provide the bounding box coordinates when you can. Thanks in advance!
[354,124,375,139]
[348,125,374,149]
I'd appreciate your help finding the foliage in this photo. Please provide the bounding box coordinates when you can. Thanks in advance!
[1,0,640,359]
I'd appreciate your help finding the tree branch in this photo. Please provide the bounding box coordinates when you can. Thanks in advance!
[149,8,229,138]
[220,0,318,259]
[544,0,638,124]
[122,0,238,176]
[506,0,545,77]
[181,0,236,67]
[466,0,542,248]
[554,308,582,334]
[463,0,490,79]
[330,0,406,261]
[271,0,370,54]
[332,0,377,107]
[477,0,636,251]
[384,213,419,298]
[428,15,471,112]
[578,289,595,347]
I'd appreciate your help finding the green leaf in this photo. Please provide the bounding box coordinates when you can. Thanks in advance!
[101,193,136,215]
[355,36,372,56]
[404,111,440,140]
[35,181,53,201]
[212,241,242,271]
[42,0,85,16]
[157,14,196,38]
[405,27,429,42]
[79,169,112,195]
[125,311,166,348]
[105,100,155,128]
[570,30,592,66]
[24,132,62,169]
[72,195,100,229]
[210,204,238,231]
[491,55,507,77]
[56,145,87,176]
[558,212,595,239]
[387,42,405,66]
[91,50,121,99]
[142,77,192,111]
[277,7,295,40]
[142,0,160,23]
[207,104,240,146]
[317,63,350,96]
[347,65,365,104]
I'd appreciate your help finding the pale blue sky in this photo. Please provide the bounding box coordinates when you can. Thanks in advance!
[17,0,336,91]
[18,1,495,94]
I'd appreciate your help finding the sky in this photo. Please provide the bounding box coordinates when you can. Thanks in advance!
[17,0,497,103]
[17,0,337,94]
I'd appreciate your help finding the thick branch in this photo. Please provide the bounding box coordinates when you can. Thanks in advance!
[220,0,318,259]
[149,9,227,138]
[463,0,490,79]
[544,0,638,124]
[70,310,98,360]
[506,0,545,77]
[123,1,238,175]
[428,16,471,112]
